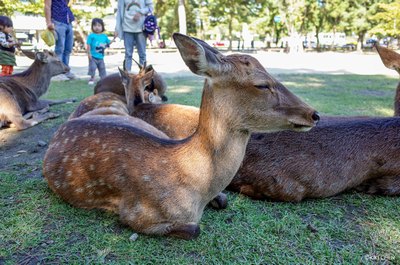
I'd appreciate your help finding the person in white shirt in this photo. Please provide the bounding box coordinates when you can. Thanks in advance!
[115,0,153,71]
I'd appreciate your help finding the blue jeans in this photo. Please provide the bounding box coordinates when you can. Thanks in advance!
[53,20,74,67]
[123,32,146,71]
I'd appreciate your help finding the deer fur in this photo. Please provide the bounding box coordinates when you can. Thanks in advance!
[43,33,318,239]
[69,67,156,120]
[131,45,400,202]
[94,62,168,102]
[0,50,74,130]
[375,44,400,116]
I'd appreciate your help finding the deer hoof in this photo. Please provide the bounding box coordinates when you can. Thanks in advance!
[166,223,200,240]
[209,192,228,210]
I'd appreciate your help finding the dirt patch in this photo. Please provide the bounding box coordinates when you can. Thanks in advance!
[0,110,70,178]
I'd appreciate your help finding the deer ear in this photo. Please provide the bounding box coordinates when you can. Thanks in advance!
[143,69,154,87]
[36,52,48,63]
[173,33,222,77]
[22,50,36,60]
[376,44,400,74]
[118,67,129,87]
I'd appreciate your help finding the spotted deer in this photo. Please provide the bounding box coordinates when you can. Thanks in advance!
[132,44,400,202]
[43,33,318,239]
[68,66,156,120]
[0,50,74,130]
[94,61,168,102]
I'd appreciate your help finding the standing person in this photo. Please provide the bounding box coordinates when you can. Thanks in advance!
[86,18,114,85]
[115,0,153,72]
[0,16,20,76]
[44,0,76,79]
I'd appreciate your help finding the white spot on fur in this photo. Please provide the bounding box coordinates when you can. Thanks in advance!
[102,143,107,149]
[62,155,69,163]
[76,188,84,193]
[67,171,72,177]
[89,164,95,171]
[103,157,109,162]
[143,175,151,182]
[83,131,89,137]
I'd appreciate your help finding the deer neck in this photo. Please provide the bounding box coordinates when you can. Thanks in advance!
[188,80,251,199]
[19,61,52,97]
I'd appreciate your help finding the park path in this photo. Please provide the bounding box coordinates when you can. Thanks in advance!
[14,49,397,80]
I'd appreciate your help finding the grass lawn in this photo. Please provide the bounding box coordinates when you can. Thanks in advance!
[1,73,399,264]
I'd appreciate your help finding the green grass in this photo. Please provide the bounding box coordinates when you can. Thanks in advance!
[1,74,400,264]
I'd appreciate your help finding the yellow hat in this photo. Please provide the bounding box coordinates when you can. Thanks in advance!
[41,30,55,46]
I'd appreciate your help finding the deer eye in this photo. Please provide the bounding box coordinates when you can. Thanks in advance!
[254,85,270,90]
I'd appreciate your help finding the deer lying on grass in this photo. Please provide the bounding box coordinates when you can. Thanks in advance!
[69,67,157,119]
[94,61,168,102]
[43,33,318,239]
[0,50,74,130]
[131,44,400,202]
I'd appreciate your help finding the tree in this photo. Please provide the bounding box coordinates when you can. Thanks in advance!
[204,0,264,50]
[369,0,399,42]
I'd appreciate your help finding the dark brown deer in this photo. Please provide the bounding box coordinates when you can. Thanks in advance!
[0,50,74,130]
[69,67,156,120]
[131,45,400,202]
[43,33,318,239]
[94,61,168,102]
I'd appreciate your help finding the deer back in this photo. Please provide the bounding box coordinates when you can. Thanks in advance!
[228,117,400,201]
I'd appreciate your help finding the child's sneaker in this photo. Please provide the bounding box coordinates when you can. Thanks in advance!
[88,78,95,85]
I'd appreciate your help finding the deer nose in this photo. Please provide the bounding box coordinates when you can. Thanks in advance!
[311,112,320,123]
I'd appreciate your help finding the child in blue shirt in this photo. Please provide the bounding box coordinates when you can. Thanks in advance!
[86,18,114,85]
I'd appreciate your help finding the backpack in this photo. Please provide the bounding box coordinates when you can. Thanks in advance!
[143,10,160,42]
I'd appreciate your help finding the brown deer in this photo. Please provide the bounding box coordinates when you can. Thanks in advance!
[131,45,400,202]
[43,33,318,239]
[94,61,168,102]
[375,44,400,116]
[69,67,156,120]
[0,50,74,130]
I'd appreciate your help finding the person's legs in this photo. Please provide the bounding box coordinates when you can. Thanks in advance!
[123,32,135,72]
[6,65,13,75]
[63,23,74,67]
[87,57,97,84]
[0,65,13,76]
[135,32,147,65]
[0,65,7,76]
[54,20,75,79]
[53,20,67,62]
[97,59,107,79]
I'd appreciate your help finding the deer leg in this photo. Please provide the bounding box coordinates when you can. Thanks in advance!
[31,112,60,123]
[23,106,50,119]
[208,192,228,210]
[8,113,39,130]
[41,98,77,106]
[355,175,400,196]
